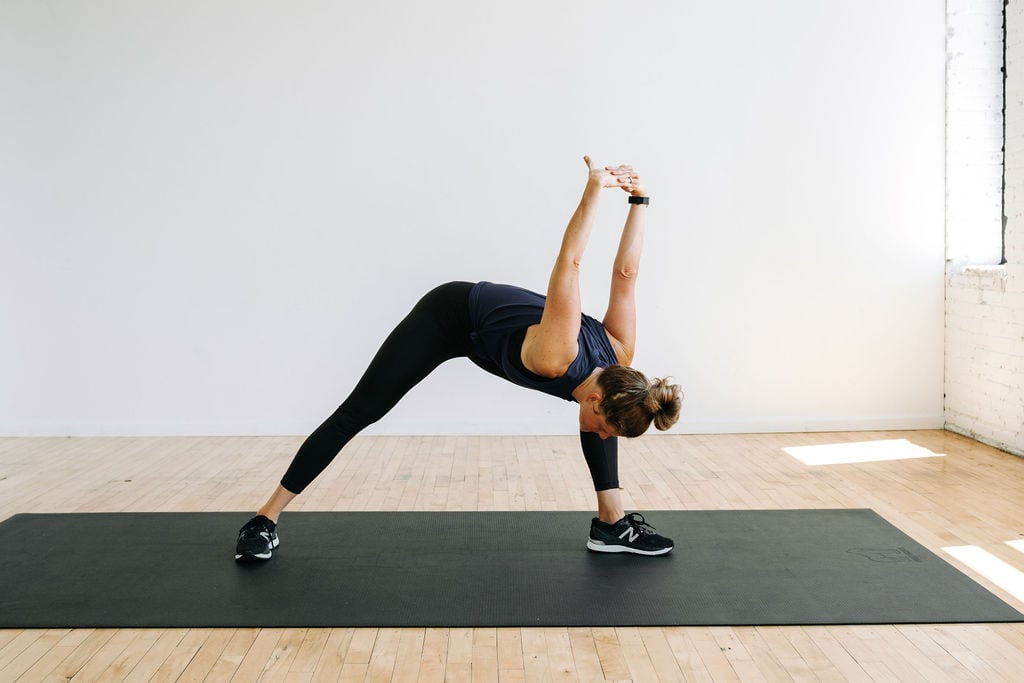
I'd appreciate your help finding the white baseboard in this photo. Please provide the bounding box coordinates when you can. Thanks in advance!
[1,414,946,438]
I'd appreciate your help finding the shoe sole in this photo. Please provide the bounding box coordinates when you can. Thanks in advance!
[234,536,280,562]
[586,539,673,556]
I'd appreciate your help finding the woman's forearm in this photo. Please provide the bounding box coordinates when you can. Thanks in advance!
[554,180,603,271]
[541,180,601,339]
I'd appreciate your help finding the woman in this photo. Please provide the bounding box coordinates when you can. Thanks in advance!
[235,156,683,561]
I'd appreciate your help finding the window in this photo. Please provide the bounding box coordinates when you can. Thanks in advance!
[946,0,1006,268]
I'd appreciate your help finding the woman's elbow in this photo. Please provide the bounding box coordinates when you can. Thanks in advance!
[614,266,639,282]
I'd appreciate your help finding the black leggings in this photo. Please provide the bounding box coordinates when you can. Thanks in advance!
[279,281,619,494]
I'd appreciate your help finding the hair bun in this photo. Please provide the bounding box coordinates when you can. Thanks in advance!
[647,377,683,431]
[595,366,683,437]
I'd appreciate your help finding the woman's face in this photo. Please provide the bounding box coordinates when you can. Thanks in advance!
[579,399,618,440]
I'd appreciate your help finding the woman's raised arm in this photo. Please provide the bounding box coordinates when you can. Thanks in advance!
[601,170,648,366]
[521,157,635,377]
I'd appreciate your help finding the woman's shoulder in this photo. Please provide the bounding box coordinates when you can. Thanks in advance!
[582,316,630,367]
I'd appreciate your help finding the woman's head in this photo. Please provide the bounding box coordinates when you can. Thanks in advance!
[595,366,683,437]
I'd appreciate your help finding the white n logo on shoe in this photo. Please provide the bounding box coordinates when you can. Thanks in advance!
[618,527,639,543]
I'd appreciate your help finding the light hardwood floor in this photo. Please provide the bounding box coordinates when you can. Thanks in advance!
[1,429,1023,682]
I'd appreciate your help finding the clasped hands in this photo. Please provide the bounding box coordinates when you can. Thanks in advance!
[584,155,648,197]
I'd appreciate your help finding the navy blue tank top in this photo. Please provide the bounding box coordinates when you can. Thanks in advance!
[467,281,619,402]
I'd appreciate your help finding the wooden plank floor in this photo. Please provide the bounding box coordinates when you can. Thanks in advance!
[1,429,1023,681]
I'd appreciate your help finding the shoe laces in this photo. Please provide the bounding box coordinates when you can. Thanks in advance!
[623,512,657,535]
[239,517,273,539]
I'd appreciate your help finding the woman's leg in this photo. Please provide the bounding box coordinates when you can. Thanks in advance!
[595,489,625,524]
[581,431,672,555]
[256,484,296,524]
[266,281,476,514]
[579,431,624,523]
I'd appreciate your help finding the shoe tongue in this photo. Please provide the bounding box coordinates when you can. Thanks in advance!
[255,515,276,529]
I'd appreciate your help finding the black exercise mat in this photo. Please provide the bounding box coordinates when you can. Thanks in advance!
[1,510,1021,628]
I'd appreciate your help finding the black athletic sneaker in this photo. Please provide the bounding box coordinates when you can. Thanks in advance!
[235,515,279,562]
[586,512,673,556]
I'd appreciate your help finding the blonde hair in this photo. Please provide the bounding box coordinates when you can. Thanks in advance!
[596,366,683,438]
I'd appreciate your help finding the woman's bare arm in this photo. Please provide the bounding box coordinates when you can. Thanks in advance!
[602,173,648,366]
[521,156,635,377]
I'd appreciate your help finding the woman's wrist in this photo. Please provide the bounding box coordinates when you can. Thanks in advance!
[583,178,604,197]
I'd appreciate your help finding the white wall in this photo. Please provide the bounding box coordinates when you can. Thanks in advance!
[945,0,1024,457]
[0,1,946,437]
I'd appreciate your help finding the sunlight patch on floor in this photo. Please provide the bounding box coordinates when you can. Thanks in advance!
[944,545,1024,603]
[782,439,945,466]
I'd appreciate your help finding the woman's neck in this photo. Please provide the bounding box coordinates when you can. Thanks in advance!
[571,368,604,403]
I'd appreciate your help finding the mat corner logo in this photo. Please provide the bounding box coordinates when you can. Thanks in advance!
[846,547,922,563]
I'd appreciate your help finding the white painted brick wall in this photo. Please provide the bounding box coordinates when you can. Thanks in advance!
[945,0,1024,456]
